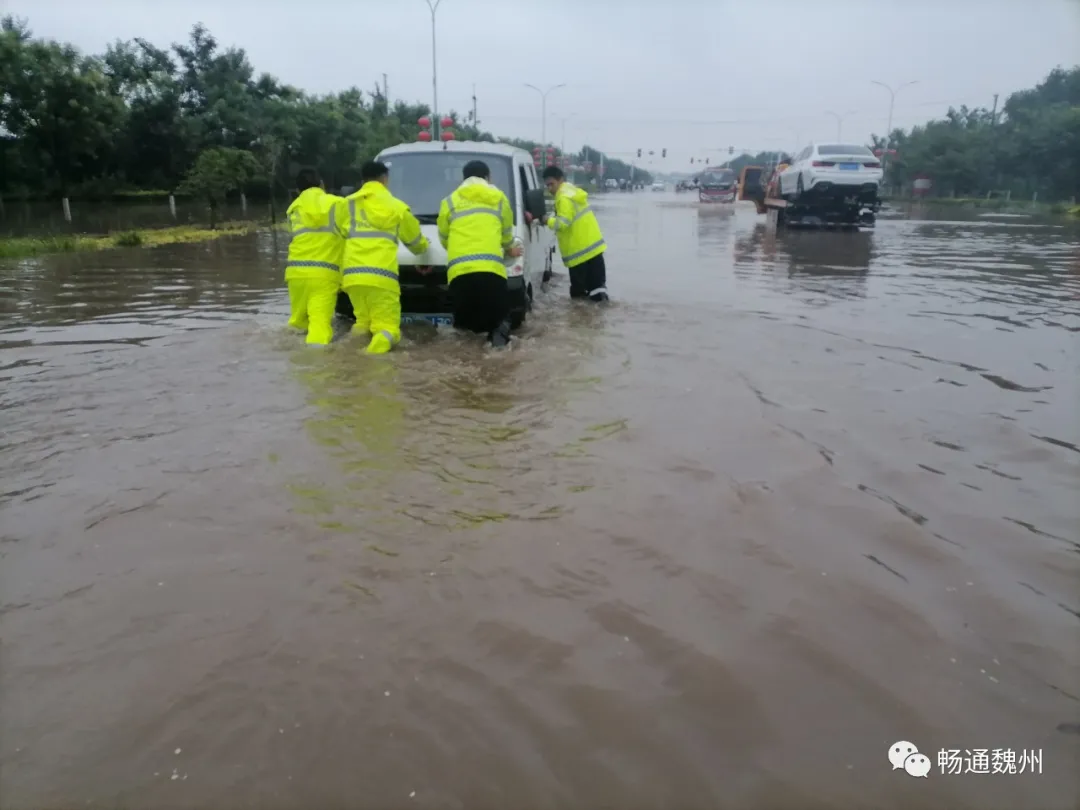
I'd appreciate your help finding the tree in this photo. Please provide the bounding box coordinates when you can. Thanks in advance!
[21,20,1073,206]
[176,146,259,228]
[872,65,1080,199]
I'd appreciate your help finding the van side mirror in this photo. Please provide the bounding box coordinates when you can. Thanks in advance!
[525,188,547,221]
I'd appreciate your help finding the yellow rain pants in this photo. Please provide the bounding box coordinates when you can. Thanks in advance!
[346,287,401,354]
[287,278,339,346]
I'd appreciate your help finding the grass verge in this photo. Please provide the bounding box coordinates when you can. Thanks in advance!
[885,196,1078,217]
[0,221,285,260]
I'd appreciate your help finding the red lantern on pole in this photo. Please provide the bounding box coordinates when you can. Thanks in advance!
[440,116,454,130]
[440,130,455,141]
[418,116,431,130]
[417,130,433,142]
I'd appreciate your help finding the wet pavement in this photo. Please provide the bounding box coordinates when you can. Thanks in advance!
[1,197,1078,810]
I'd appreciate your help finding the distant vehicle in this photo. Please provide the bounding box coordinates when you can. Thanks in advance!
[697,168,738,203]
[778,143,883,206]
[334,140,554,331]
[651,181,664,191]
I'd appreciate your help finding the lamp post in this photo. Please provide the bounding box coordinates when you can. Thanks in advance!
[871,79,917,163]
[824,110,856,141]
[424,0,444,139]
[524,83,566,168]
[558,113,575,157]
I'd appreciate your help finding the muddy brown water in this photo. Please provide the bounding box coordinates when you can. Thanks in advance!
[1,197,1078,810]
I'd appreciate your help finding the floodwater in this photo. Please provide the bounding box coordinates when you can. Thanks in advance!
[1,196,1078,810]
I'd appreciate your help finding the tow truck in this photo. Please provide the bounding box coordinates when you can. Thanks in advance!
[737,163,877,229]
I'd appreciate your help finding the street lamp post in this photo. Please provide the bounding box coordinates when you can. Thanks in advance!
[424,0,443,139]
[524,83,566,169]
[824,110,856,141]
[558,114,575,157]
[871,79,918,168]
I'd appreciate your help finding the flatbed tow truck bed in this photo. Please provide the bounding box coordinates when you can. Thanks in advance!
[762,196,872,230]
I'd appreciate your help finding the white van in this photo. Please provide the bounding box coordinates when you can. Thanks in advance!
[334,141,556,330]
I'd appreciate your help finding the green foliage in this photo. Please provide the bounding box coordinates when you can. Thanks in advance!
[112,230,144,247]
[0,234,77,259]
[0,220,272,259]
[176,146,260,227]
[0,17,643,198]
[870,66,1080,200]
[177,147,259,203]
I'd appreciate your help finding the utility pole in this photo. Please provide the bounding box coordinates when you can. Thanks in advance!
[424,0,443,139]
[990,93,999,126]
[472,83,478,127]
[558,114,575,157]
[524,83,567,168]
[871,79,918,177]
[824,110,855,141]
[383,73,389,102]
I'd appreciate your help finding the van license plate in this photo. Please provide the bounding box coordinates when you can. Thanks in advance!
[839,163,860,170]
[402,314,452,326]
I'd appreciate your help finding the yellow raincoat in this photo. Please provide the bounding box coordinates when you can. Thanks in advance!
[436,177,514,283]
[335,181,429,353]
[546,182,606,268]
[285,187,345,345]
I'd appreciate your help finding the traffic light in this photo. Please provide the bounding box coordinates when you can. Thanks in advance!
[705,158,709,164]
[690,157,694,164]
[729,146,734,155]
[662,148,667,158]
[637,148,642,158]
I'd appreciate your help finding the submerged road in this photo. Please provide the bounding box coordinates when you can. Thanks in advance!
[1,195,1078,809]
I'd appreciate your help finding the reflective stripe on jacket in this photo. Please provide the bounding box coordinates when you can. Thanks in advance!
[335,181,429,293]
[546,182,606,268]
[285,188,345,280]
[436,177,514,284]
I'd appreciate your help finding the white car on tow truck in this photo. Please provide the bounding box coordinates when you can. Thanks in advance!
[334,140,555,330]
[778,143,883,206]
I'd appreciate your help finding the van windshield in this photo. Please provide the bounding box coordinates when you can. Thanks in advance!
[378,152,516,222]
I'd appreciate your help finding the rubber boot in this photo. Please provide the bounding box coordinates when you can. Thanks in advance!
[589,290,610,303]
[488,320,512,349]
[365,332,393,354]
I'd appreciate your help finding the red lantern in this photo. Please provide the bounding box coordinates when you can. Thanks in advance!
[440,116,454,129]
[440,130,455,141]
[417,130,433,142]
[418,116,431,129]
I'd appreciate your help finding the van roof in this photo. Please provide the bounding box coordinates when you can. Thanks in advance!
[378,141,531,161]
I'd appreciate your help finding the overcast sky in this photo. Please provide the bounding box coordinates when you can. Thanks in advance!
[6,0,1079,168]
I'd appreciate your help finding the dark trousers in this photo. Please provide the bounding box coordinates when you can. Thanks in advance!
[569,253,607,299]
[450,273,509,338]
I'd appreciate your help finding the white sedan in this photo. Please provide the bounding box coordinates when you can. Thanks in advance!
[778,143,883,203]
[651,182,664,191]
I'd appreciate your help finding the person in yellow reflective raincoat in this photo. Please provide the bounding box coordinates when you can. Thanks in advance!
[541,165,610,303]
[335,160,430,354]
[285,168,345,345]
[437,160,523,348]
